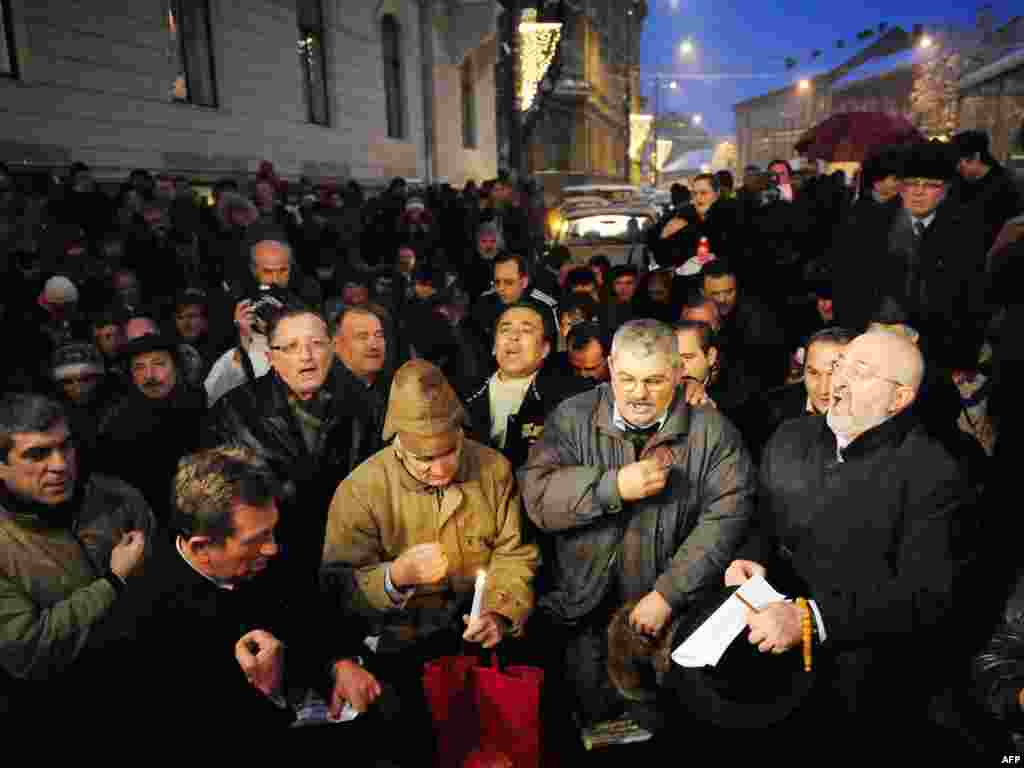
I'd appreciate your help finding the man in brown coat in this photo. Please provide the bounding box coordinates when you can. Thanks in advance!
[322,359,539,760]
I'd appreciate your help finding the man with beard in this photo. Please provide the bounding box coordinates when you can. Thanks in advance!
[96,335,206,524]
[205,308,354,587]
[728,330,965,740]
[0,394,151,728]
[519,319,755,731]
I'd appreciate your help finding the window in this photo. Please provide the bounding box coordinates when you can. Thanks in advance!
[382,14,404,139]
[0,0,16,77]
[297,0,329,125]
[461,57,477,149]
[563,214,653,245]
[168,0,217,107]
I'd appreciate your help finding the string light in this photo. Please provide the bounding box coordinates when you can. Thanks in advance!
[518,21,563,111]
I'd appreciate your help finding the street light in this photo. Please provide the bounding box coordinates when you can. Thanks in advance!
[919,35,933,50]
[693,114,702,125]
[798,78,811,91]
[680,39,695,57]
[669,80,678,90]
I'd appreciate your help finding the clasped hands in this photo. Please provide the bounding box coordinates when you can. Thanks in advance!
[725,559,802,654]
[391,542,507,649]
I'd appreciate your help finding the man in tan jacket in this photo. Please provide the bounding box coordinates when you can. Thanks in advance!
[322,359,539,654]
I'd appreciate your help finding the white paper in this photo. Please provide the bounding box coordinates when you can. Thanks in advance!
[671,575,787,669]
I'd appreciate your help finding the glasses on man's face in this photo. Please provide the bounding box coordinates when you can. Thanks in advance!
[269,338,330,357]
[830,355,905,387]
[902,179,945,192]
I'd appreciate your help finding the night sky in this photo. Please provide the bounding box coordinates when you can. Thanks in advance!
[638,0,1021,139]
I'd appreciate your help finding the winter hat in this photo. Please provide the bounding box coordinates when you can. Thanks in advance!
[51,342,105,381]
[39,275,79,307]
[900,141,955,182]
[383,359,465,456]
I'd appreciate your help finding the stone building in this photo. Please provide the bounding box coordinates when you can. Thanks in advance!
[525,0,646,198]
[0,0,499,187]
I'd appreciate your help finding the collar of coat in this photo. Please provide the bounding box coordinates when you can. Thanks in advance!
[821,405,920,462]
[462,370,544,406]
[591,383,690,446]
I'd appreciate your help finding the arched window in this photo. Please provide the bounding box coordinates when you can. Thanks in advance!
[381,15,403,140]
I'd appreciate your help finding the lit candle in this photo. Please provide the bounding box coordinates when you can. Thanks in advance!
[469,569,486,624]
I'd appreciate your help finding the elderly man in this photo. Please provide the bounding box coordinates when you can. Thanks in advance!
[332,304,393,471]
[322,360,539,758]
[831,141,986,338]
[728,330,965,736]
[205,308,354,586]
[458,303,588,471]
[118,446,400,742]
[96,335,206,523]
[0,394,151,726]
[520,318,755,729]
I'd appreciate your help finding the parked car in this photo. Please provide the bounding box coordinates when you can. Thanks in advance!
[552,203,657,268]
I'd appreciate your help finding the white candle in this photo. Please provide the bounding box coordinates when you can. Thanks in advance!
[469,569,486,624]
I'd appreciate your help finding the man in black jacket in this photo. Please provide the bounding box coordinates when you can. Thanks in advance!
[949,130,1022,255]
[728,329,966,737]
[832,141,987,338]
[458,302,587,471]
[204,308,354,587]
[118,446,399,744]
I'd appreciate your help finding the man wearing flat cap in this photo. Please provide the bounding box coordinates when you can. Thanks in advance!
[322,359,539,758]
[831,141,987,340]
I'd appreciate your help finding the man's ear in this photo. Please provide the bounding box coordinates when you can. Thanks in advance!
[184,536,214,563]
[890,386,916,415]
[707,347,719,371]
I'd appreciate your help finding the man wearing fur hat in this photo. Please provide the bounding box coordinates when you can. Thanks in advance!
[96,334,205,524]
[323,358,538,654]
[949,129,1022,254]
[831,141,987,339]
[50,342,115,459]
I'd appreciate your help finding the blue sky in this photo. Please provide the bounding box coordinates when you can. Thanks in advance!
[638,0,1021,139]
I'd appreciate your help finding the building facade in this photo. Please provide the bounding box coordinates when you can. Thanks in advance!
[525,0,646,198]
[0,0,499,186]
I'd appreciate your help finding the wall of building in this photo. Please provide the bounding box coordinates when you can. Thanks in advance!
[0,0,460,185]
[959,63,1024,164]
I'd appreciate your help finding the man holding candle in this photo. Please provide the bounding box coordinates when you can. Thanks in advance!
[321,358,538,675]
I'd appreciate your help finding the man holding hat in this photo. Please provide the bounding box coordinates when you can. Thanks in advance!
[831,140,987,338]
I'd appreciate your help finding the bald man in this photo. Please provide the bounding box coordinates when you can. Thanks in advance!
[725,330,966,737]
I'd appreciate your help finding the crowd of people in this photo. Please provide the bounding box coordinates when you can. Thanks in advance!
[1,127,1023,758]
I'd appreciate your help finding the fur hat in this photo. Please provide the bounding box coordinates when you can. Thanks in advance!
[119,333,179,364]
[900,141,955,181]
[383,359,465,456]
[51,342,104,381]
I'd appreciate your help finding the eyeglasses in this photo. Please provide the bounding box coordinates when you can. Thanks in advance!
[902,179,945,191]
[830,355,906,387]
[269,338,331,356]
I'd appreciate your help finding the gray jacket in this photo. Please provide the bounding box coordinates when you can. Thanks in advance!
[518,384,755,624]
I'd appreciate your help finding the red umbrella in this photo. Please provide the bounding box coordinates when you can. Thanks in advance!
[795,111,924,163]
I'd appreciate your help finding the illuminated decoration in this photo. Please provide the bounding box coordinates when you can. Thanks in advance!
[798,79,811,91]
[919,35,933,49]
[629,114,654,161]
[518,14,562,112]
[655,139,674,172]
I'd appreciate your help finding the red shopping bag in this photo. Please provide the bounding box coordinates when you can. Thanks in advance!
[471,658,544,768]
[422,655,544,768]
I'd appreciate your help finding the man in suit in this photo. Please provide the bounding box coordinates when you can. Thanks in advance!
[728,330,966,738]
[832,141,987,339]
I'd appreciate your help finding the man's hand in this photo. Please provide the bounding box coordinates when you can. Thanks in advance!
[724,559,766,587]
[746,602,802,654]
[330,659,382,717]
[391,543,448,589]
[233,300,257,344]
[630,591,673,637]
[235,629,284,697]
[617,456,671,502]
[462,611,509,650]
[109,530,146,581]
[681,378,716,409]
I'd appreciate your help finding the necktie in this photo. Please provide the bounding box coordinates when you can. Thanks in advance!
[624,423,658,457]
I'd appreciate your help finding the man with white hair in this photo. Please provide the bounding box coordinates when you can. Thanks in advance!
[727,329,967,737]
[520,318,755,731]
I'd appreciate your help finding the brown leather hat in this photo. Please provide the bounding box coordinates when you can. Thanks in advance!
[383,359,465,457]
